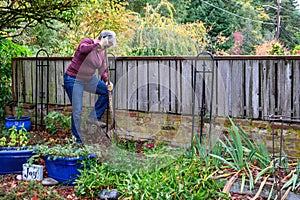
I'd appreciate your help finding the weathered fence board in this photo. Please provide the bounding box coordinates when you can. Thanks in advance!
[128,60,138,110]
[137,60,148,111]
[148,60,159,112]
[159,60,170,112]
[280,61,292,116]
[245,60,259,118]
[116,60,128,109]
[170,60,177,113]
[181,59,193,115]
[294,60,300,116]
[11,56,300,119]
[217,60,231,116]
[231,60,244,117]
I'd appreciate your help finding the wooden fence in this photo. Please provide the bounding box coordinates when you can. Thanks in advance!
[12,55,300,119]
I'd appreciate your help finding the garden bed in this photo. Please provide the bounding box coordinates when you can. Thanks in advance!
[1,119,300,199]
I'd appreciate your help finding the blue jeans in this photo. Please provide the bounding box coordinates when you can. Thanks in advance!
[63,73,108,143]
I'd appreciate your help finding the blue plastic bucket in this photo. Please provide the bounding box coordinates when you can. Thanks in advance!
[44,154,95,184]
[0,147,34,174]
[5,116,32,131]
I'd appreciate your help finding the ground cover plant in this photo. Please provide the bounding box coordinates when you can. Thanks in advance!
[75,155,229,199]
[72,117,300,199]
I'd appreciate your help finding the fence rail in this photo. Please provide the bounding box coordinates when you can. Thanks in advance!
[12,55,300,119]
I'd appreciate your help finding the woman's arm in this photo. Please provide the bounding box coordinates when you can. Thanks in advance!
[78,38,99,54]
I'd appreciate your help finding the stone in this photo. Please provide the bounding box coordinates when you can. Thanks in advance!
[16,174,22,181]
[42,177,59,186]
[98,189,119,200]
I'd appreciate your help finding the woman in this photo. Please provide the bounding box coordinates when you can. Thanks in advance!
[63,30,116,143]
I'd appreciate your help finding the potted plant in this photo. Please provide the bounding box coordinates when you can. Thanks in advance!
[0,125,35,174]
[29,137,95,184]
[5,102,31,131]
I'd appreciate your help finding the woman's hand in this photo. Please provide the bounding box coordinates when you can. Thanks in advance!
[106,81,114,91]
[99,37,110,50]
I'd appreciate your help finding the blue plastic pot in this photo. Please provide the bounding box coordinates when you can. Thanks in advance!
[44,154,95,184]
[5,116,32,131]
[0,147,35,174]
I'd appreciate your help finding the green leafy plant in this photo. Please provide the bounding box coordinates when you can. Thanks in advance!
[0,38,31,120]
[15,102,23,120]
[0,125,30,147]
[29,137,91,164]
[292,44,300,55]
[267,42,285,55]
[281,161,300,192]
[128,1,200,56]
[43,111,71,134]
[75,155,229,199]
[210,117,272,192]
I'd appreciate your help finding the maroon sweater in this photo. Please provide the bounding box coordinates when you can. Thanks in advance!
[66,38,108,82]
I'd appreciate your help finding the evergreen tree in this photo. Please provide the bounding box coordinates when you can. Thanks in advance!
[278,0,300,49]
[255,0,300,49]
[185,0,235,53]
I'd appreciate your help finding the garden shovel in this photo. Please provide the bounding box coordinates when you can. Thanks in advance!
[105,50,118,143]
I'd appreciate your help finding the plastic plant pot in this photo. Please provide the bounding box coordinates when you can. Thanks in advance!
[44,154,95,185]
[0,147,35,174]
[5,116,32,131]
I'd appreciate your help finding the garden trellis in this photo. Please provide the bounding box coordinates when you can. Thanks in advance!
[35,49,50,131]
[191,52,215,148]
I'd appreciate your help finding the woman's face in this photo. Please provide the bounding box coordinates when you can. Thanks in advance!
[104,35,116,48]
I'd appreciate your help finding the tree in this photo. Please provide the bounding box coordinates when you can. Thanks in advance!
[277,0,300,49]
[0,0,80,38]
[14,22,74,56]
[69,0,136,55]
[124,0,191,23]
[255,0,300,50]
[127,1,205,56]
[225,0,270,54]
[184,0,235,53]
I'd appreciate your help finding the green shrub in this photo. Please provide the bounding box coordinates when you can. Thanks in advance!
[43,111,71,134]
[0,38,32,120]
[267,42,285,55]
[292,44,300,55]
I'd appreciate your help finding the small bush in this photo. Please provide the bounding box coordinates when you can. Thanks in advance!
[255,40,288,55]
[292,44,300,55]
[44,111,71,134]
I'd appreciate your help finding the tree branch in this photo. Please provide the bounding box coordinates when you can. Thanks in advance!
[0,0,80,38]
